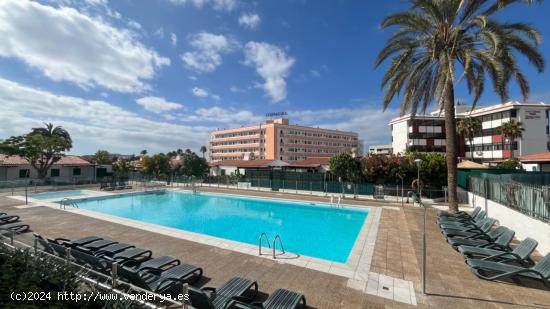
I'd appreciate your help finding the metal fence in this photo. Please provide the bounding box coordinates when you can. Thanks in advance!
[469,175,550,222]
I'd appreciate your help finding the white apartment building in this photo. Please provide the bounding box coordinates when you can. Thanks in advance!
[368,144,393,155]
[389,102,550,161]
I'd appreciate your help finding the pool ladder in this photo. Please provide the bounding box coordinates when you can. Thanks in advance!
[60,198,79,210]
[258,232,285,259]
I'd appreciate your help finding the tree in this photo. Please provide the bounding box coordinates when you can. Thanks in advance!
[329,152,362,182]
[141,154,171,179]
[140,149,147,156]
[457,117,482,160]
[180,152,209,177]
[500,120,524,158]
[0,123,72,179]
[113,160,130,179]
[200,145,208,159]
[496,158,523,170]
[375,0,544,212]
[94,149,111,164]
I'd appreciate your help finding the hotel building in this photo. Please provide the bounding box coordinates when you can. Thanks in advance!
[389,101,550,161]
[209,118,359,162]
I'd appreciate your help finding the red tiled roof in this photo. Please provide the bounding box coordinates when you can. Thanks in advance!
[290,156,331,168]
[209,159,277,168]
[519,152,550,163]
[0,155,91,166]
[0,154,29,166]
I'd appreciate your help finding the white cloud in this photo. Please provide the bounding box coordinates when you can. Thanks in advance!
[181,32,236,72]
[230,86,246,93]
[0,0,170,93]
[189,76,198,81]
[244,42,295,102]
[136,97,184,113]
[211,94,221,101]
[170,33,178,46]
[0,77,210,154]
[127,20,142,30]
[192,87,209,97]
[167,0,236,11]
[238,13,261,29]
[182,106,262,124]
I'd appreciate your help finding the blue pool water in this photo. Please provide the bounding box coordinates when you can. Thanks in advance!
[31,190,93,200]
[73,191,368,262]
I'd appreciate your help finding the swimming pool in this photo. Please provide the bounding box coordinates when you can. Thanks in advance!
[31,190,94,200]
[73,191,368,262]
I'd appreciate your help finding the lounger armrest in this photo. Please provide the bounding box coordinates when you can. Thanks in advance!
[231,296,251,303]
[51,237,71,245]
[480,243,510,251]
[139,267,163,275]
[483,251,521,261]
[202,287,216,293]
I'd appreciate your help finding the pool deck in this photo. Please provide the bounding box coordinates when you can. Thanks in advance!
[1,188,549,308]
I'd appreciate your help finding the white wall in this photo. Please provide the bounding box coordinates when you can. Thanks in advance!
[391,120,409,155]
[468,192,550,255]
[517,107,549,156]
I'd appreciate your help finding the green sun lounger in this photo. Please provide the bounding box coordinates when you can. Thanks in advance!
[121,255,180,271]
[439,212,489,229]
[93,243,135,257]
[459,237,538,266]
[466,253,550,287]
[188,277,259,309]
[448,227,513,249]
[230,288,307,309]
[79,239,117,251]
[120,262,203,293]
[70,249,111,272]
[438,206,481,219]
[104,247,153,263]
[0,222,30,233]
[438,208,483,224]
[442,218,496,239]
[54,236,103,247]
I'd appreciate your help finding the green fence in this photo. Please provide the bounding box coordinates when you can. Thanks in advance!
[469,175,550,222]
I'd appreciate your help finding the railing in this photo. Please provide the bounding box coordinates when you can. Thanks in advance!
[272,235,285,259]
[469,175,550,222]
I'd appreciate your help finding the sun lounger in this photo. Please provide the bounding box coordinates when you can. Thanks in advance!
[438,208,484,224]
[78,239,117,251]
[0,222,30,233]
[439,212,489,229]
[119,263,203,293]
[448,227,513,249]
[459,237,538,266]
[54,236,103,247]
[438,206,481,219]
[121,255,180,271]
[70,249,110,271]
[442,218,496,239]
[230,288,306,309]
[0,214,20,224]
[188,277,259,309]
[33,233,55,254]
[466,253,550,287]
[104,247,153,263]
[93,243,134,257]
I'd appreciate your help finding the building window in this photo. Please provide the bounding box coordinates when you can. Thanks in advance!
[50,168,60,177]
[73,168,81,176]
[19,169,30,178]
[510,109,517,117]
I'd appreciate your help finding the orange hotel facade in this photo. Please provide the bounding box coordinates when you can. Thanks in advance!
[209,118,359,162]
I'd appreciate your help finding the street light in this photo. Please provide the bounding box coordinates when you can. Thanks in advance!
[414,158,427,295]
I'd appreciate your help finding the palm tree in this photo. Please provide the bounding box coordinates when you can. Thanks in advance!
[200,145,208,159]
[30,122,72,145]
[375,0,544,212]
[500,120,524,158]
[457,117,482,160]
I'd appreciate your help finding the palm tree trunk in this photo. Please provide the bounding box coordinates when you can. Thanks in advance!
[443,83,459,212]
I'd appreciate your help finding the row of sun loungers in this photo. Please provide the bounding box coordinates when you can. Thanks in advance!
[34,233,306,308]
[438,207,550,288]
[0,212,30,233]
[100,181,132,191]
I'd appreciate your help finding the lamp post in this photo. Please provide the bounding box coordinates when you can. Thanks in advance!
[414,158,427,294]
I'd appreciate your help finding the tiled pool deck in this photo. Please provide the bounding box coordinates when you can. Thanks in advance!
[1,188,549,308]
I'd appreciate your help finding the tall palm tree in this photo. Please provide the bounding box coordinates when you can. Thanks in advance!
[375,0,544,212]
[500,119,524,158]
[457,117,482,160]
[200,145,208,159]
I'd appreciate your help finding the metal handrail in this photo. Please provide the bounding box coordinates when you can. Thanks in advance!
[272,235,285,259]
[258,232,270,255]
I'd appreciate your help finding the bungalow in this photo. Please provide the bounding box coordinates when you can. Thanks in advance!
[0,154,95,183]
[519,152,550,172]
[209,159,289,176]
[288,157,331,173]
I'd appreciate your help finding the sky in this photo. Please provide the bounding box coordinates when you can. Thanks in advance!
[1,0,549,155]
